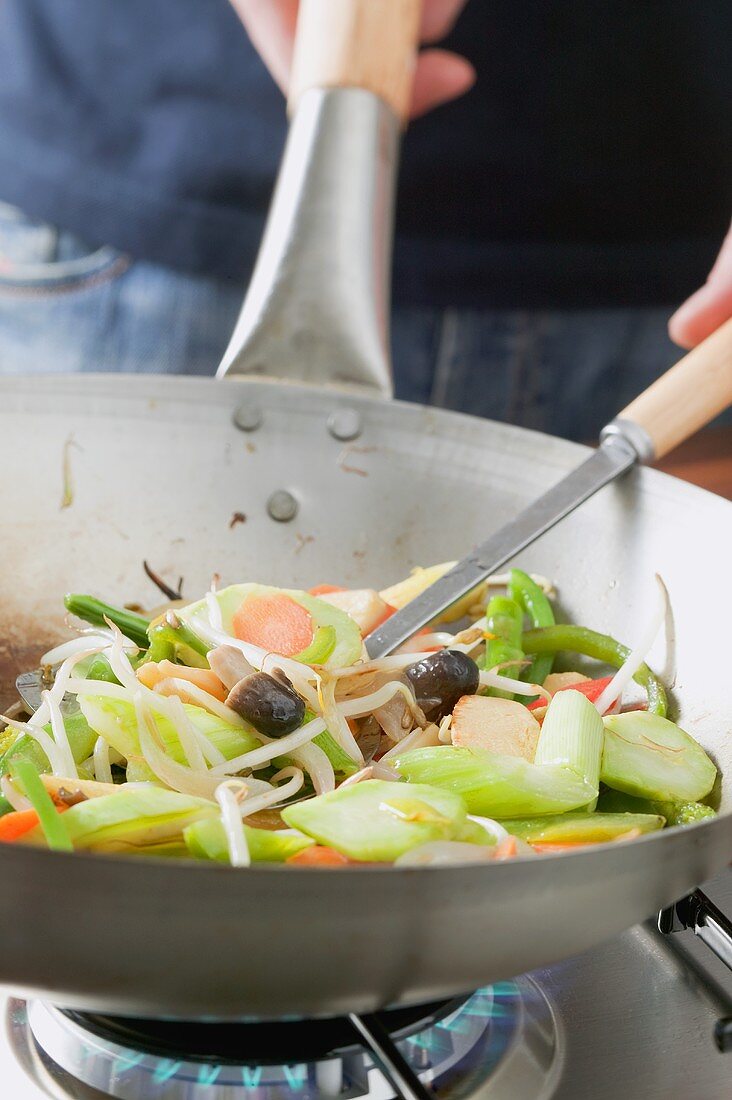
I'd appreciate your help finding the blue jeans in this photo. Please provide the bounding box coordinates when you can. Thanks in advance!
[0,202,689,441]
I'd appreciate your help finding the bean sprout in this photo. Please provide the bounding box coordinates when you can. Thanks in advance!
[93,737,114,784]
[215,780,251,867]
[209,717,326,776]
[478,669,552,703]
[594,575,668,715]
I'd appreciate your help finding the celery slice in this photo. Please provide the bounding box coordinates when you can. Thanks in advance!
[534,689,604,809]
[282,779,467,861]
[394,747,597,817]
[184,819,314,863]
[79,695,260,765]
[0,711,96,780]
[500,812,665,844]
[602,712,716,803]
[50,787,217,851]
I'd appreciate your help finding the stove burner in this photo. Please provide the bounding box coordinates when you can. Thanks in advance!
[7,981,559,1100]
[58,998,459,1066]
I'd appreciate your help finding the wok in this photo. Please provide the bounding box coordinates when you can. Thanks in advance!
[0,0,731,1020]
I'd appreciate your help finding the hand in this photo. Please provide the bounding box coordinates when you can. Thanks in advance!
[230,0,475,118]
[668,222,732,349]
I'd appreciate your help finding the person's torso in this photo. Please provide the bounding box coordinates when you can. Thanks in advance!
[0,0,728,305]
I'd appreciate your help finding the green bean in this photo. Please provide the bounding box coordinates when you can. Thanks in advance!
[522,624,667,716]
[64,594,150,649]
[482,596,525,698]
[508,569,555,684]
[12,760,73,852]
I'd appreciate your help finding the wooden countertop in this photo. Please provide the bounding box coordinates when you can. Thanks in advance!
[653,426,732,499]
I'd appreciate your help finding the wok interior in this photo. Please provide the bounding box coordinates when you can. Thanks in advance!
[1,373,731,814]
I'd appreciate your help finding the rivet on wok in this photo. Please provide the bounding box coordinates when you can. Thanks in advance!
[327,408,362,441]
[267,490,299,523]
[233,404,263,432]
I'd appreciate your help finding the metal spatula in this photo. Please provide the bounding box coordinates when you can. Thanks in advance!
[217,0,423,394]
[366,318,732,657]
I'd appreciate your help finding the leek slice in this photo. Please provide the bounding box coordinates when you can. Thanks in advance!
[602,712,716,803]
[395,747,597,817]
[282,779,467,861]
[534,689,604,809]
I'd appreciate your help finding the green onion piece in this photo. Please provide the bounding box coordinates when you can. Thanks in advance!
[508,569,555,684]
[64,594,150,649]
[12,760,73,852]
[534,689,604,809]
[521,624,667,716]
[145,622,210,667]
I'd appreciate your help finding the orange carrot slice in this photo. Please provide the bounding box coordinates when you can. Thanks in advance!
[287,846,350,867]
[233,594,313,657]
[308,585,346,597]
[0,810,40,842]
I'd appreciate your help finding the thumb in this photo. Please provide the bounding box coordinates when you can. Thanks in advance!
[669,223,732,349]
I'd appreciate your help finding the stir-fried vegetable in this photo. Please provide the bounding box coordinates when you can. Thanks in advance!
[394,747,598,817]
[522,625,667,716]
[11,760,73,852]
[508,569,556,685]
[601,711,716,803]
[0,565,716,867]
[64,594,150,649]
[482,596,524,697]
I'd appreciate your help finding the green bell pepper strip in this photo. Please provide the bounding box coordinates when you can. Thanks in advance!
[482,595,525,698]
[145,622,210,667]
[508,569,555,685]
[522,625,667,716]
[12,760,73,852]
[64,594,150,650]
[85,655,120,685]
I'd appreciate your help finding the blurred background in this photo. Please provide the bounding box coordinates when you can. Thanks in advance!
[0,0,729,491]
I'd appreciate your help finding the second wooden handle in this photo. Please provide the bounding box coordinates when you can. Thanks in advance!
[289,0,422,120]
[618,316,732,460]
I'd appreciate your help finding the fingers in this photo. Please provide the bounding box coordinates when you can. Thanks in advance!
[420,0,469,44]
[231,0,299,92]
[410,49,476,118]
[669,224,732,349]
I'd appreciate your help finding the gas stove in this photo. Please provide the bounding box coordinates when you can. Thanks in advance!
[3,874,731,1100]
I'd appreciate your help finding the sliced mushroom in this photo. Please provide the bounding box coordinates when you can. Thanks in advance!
[208,645,256,691]
[226,671,305,736]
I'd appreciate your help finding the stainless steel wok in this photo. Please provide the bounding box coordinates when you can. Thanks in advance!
[0,0,731,1021]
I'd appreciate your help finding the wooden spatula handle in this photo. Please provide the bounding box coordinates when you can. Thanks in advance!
[289,0,422,120]
[616,316,732,460]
